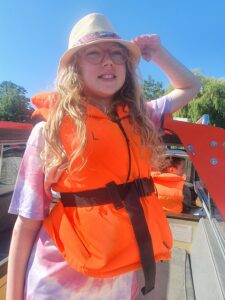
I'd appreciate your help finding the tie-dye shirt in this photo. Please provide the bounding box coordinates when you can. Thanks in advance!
[9,97,171,300]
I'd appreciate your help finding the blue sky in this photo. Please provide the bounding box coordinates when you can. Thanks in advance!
[0,0,225,98]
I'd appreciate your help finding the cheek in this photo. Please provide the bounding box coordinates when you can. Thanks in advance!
[79,60,94,82]
[81,68,96,87]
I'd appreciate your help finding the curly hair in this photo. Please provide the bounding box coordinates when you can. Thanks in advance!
[42,48,165,173]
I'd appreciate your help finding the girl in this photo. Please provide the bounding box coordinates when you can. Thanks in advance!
[6,13,200,300]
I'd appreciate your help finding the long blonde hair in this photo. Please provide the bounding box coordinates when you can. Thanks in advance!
[42,51,165,172]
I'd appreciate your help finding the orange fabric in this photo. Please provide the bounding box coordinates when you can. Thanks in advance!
[32,92,173,277]
[152,172,184,213]
[31,108,49,121]
[31,92,58,108]
[31,92,58,121]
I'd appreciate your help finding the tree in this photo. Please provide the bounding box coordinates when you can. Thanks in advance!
[143,76,165,100]
[167,73,225,129]
[0,81,33,122]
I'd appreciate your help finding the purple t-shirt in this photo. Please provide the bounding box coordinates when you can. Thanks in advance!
[9,97,171,300]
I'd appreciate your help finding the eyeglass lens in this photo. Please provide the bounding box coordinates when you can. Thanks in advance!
[84,47,127,65]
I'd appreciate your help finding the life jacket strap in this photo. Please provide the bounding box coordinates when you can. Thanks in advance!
[60,178,154,207]
[60,177,156,295]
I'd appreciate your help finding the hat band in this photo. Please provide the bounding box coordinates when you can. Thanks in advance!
[73,31,121,47]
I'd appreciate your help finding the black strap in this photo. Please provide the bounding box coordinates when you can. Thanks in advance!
[122,183,156,294]
[60,178,156,294]
[114,117,131,182]
[61,178,154,207]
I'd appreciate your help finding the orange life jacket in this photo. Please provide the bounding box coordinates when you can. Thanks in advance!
[32,93,173,289]
[152,172,184,213]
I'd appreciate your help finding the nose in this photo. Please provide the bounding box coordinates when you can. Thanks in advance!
[102,51,113,65]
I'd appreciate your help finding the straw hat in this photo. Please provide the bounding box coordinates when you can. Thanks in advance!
[58,13,141,73]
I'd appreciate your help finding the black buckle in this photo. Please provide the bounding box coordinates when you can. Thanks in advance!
[134,178,145,197]
[135,178,151,197]
[106,182,124,209]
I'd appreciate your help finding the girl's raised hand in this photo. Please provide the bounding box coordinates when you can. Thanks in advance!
[131,34,162,62]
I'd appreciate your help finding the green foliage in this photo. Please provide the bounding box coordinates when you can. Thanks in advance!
[172,73,225,129]
[143,76,165,100]
[0,81,32,122]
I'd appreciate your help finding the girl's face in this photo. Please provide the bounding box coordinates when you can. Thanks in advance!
[78,42,127,102]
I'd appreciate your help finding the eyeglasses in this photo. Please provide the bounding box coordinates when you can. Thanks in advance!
[81,46,128,65]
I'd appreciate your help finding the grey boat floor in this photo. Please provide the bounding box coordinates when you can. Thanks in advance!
[136,248,195,300]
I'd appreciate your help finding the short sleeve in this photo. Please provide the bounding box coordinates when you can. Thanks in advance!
[8,122,52,220]
[145,95,172,130]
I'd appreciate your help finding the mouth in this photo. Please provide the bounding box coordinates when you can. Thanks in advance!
[98,74,116,79]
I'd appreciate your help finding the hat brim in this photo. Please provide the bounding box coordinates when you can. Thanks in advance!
[58,38,141,74]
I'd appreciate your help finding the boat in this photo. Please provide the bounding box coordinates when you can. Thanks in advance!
[0,116,225,300]
[0,121,32,299]
[136,114,225,299]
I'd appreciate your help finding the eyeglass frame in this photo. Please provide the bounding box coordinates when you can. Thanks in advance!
[77,44,129,65]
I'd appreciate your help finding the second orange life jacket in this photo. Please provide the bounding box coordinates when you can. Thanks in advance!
[152,172,184,213]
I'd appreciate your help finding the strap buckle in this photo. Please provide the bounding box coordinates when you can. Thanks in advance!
[134,178,148,197]
[106,181,124,209]
[134,178,152,197]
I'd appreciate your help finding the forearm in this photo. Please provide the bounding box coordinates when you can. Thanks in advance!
[152,47,198,89]
[6,216,42,300]
[131,34,201,113]
[152,47,201,112]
